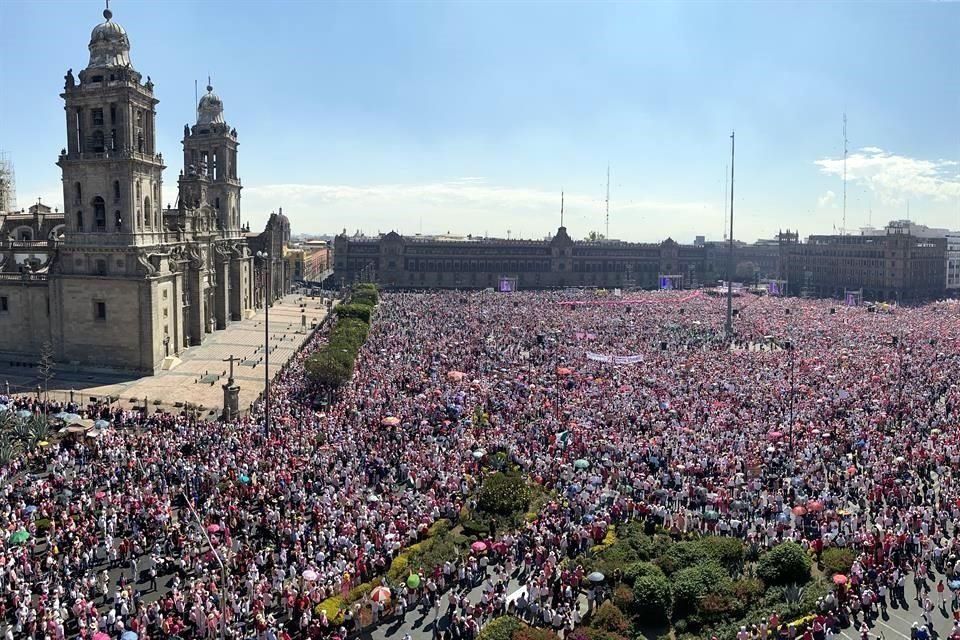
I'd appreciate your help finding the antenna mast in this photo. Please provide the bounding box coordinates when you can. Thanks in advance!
[842,113,848,235]
[723,164,729,241]
[725,131,735,337]
[605,165,610,239]
[560,191,564,228]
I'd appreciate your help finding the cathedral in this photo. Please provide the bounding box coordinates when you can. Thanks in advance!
[0,6,289,373]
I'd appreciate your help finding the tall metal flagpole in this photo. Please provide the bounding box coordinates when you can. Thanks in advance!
[725,131,735,337]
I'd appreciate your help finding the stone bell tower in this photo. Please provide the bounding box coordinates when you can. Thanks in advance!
[50,4,174,372]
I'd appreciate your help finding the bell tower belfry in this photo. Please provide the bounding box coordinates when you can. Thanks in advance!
[57,4,165,245]
[50,4,174,373]
[180,81,242,238]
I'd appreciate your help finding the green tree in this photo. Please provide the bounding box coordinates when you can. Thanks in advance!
[757,541,812,586]
[584,231,606,242]
[37,341,55,410]
[477,472,530,517]
[632,574,672,622]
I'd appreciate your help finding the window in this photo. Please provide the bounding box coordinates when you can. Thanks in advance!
[92,197,106,231]
[143,197,151,228]
[92,130,104,153]
[76,210,84,231]
[95,260,107,276]
[74,182,82,203]
[94,301,106,321]
[114,211,122,231]
[113,180,120,200]
[0,296,7,312]
[109,104,116,125]
[92,108,104,126]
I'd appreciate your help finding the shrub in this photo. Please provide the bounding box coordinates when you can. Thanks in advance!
[671,562,730,620]
[696,536,746,572]
[478,472,531,517]
[821,547,854,576]
[428,519,451,537]
[567,629,629,640]
[315,596,345,624]
[612,584,635,612]
[477,616,522,640]
[386,553,409,582]
[346,581,374,603]
[624,561,664,585]
[730,577,765,606]
[590,602,630,634]
[336,303,373,323]
[757,541,812,586]
[656,541,709,576]
[632,574,672,622]
[512,626,561,640]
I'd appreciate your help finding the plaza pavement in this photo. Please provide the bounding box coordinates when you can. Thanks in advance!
[0,294,332,418]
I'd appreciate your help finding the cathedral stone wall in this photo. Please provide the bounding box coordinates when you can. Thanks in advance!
[0,280,52,358]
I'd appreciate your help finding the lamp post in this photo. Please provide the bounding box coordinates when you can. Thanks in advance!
[256,250,271,439]
[182,492,228,640]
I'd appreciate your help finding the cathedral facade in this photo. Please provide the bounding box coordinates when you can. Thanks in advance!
[0,6,280,373]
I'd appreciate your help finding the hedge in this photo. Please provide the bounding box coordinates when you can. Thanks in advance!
[477,616,522,640]
[305,291,375,388]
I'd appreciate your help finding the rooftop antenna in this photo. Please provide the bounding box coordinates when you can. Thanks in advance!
[722,164,729,241]
[842,113,848,235]
[605,165,610,239]
[560,191,564,227]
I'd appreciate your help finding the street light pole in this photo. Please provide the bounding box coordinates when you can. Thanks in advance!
[257,251,271,439]
[182,492,228,640]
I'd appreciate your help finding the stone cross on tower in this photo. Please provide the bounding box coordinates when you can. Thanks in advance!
[222,354,239,384]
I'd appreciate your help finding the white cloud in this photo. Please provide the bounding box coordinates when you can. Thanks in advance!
[242,180,712,240]
[817,190,836,208]
[815,147,960,205]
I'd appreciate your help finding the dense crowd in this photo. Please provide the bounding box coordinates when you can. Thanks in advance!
[2,290,960,640]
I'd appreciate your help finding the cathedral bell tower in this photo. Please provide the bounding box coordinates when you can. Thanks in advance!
[179,81,242,238]
[57,4,165,246]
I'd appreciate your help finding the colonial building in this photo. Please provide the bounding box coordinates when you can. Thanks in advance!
[782,221,947,301]
[0,6,287,372]
[333,226,724,290]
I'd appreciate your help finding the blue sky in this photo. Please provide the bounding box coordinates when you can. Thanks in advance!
[1,0,958,242]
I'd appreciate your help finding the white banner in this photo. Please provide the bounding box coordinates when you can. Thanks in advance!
[586,352,644,365]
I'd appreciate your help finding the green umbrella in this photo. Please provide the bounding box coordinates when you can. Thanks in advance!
[574,459,590,470]
[406,574,421,588]
[9,530,29,545]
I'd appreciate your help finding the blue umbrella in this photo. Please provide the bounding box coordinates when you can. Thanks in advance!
[0,405,7,412]
[776,512,790,522]
[23,505,38,515]
[121,632,139,640]
[54,411,70,420]
[94,419,110,429]
[16,409,32,418]
[583,514,595,523]
[950,579,960,590]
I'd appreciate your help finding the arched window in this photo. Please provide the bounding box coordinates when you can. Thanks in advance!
[143,197,151,228]
[74,182,82,203]
[76,210,84,232]
[92,130,105,153]
[114,210,122,231]
[92,197,106,231]
[113,180,120,200]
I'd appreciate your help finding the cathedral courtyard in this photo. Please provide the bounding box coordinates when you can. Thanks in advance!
[0,293,331,418]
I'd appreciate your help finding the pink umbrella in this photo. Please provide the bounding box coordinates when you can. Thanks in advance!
[808,501,825,512]
[381,416,401,427]
[206,524,221,534]
[93,633,111,640]
[471,541,488,553]
[370,586,391,602]
[95,491,106,499]
[792,506,807,516]
[832,574,848,585]
[302,569,319,582]
[767,431,783,441]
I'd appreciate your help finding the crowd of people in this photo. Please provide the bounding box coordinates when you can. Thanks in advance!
[2,289,960,640]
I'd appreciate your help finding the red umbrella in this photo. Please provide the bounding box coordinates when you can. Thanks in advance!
[370,586,391,603]
[792,506,807,516]
[808,501,825,512]
[556,367,573,376]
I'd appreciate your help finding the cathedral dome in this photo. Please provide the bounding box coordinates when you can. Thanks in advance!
[197,84,226,126]
[88,8,131,69]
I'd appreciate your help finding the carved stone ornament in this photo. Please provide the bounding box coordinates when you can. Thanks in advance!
[137,251,157,276]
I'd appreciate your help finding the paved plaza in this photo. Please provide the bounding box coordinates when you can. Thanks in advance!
[0,294,332,418]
